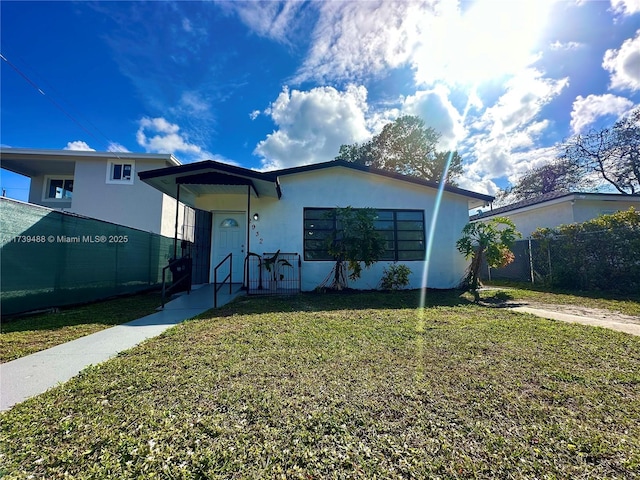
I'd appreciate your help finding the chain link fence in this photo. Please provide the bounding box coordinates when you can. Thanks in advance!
[1,198,175,316]
[481,228,640,293]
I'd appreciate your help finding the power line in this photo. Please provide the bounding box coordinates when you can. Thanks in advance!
[0,52,123,158]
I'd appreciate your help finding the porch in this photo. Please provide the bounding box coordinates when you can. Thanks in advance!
[139,161,301,297]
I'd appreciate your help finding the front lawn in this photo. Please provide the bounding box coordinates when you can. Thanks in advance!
[1,291,639,478]
[0,291,162,363]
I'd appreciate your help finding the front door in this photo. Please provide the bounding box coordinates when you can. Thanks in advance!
[211,212,246,284]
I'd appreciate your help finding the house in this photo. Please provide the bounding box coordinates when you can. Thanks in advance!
[471,191,640,238]
[0,148,193,238]
[139,159,493,291]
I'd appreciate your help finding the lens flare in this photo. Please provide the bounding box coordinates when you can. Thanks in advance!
[419,89,477,313]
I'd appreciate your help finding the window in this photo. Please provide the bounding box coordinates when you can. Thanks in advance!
[43,176,73,200]
[106,161,134,184]
[304,208,425,261]
[220,218,239,227]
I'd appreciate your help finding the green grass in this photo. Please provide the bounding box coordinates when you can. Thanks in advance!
[0,291,162,363]
[482,280,640,316]
[2,291,639,479]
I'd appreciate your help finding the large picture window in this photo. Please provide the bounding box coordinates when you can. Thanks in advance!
[304,208,425,261]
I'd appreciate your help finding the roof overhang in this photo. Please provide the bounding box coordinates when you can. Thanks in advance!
[472,191,640,221]
[274,160,494,210]
[0,148,181,178]
[138,161,281,207]
[139,158,493,210]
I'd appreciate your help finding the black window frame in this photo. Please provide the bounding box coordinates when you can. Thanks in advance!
[303,207,425,261]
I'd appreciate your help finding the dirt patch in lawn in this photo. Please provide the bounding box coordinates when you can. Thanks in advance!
[506,300,640,325]
[476,287,640,327]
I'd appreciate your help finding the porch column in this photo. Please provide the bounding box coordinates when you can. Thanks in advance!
[174,183,180,259]
[246,184,251,289]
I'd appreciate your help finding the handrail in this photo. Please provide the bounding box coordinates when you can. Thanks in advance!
[213,252,232,308]
[161,257,192,309]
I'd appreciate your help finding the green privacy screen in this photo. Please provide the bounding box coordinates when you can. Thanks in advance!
[1,198,175,316]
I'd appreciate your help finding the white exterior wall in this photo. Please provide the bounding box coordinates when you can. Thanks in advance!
[160,194,194,240]
[573,198,639,224]
[488,197,640,238]
[69,159,166,233]
[196,167,472,290]
[500,202,575,238]
[195,193,248,212]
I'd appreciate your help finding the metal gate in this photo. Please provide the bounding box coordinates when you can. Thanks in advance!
[246,252,301,295]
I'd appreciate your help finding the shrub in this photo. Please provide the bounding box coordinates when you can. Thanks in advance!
[531,207,640,292]
[380,263,412,290]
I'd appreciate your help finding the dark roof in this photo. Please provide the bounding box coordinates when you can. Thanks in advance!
[139,158,494,206]
[273,159,494,202]
[138,160,282,200]
[470,191,640,220]
[138,160,278,182]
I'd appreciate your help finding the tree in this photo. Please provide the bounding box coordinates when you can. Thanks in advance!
[496,107,640,204]
[335,115,464,185]
[496,158,591,204]
[318,207,386,291]
[560,106,640,194]
[456,218,521,300]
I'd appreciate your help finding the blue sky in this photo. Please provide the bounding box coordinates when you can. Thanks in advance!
[2,0,639,201]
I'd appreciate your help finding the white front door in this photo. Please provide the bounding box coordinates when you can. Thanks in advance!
[211,212,246,284]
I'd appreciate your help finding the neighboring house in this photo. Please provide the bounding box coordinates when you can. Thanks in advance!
[0,148,193,238]
[471,191,640,238]
[139,159,493,291]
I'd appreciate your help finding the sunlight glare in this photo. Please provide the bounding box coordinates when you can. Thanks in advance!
[413,0,555,86]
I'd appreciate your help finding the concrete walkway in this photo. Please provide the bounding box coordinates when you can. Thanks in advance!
[0,284,243,412]
[510,306,640,337]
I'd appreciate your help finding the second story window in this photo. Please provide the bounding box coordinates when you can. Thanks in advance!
[107,161,134,184]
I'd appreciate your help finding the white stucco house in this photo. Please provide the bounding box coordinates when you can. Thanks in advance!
[471,191,640,238]
[139,159,493,291]
[0,148,193,238]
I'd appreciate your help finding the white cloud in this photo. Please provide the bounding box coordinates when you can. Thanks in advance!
[401,86,465,150]
[570,94,635,133]
[176,91,210,116]
[459,145,559,197]
[64,141,95,151]
[294,1,424,83]
[224,1,306,44]
[107,142,130,153]
[458,69,568,189]
[254,85,371,169]
[249,110,260,121]
[136,117,211,161]
[550,40,583,50]
[476,70,569,136]
[610,0,640,16]
[294,0,553,87]
[602,30,640,92]
[412,0,552,86]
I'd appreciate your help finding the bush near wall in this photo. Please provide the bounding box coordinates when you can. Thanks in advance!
[531,207,640,292]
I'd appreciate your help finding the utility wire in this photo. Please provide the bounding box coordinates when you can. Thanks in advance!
[0,52,123,158]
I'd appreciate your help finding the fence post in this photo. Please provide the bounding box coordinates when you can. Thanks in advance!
[547,243,552,284]
[528,238,534,284]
